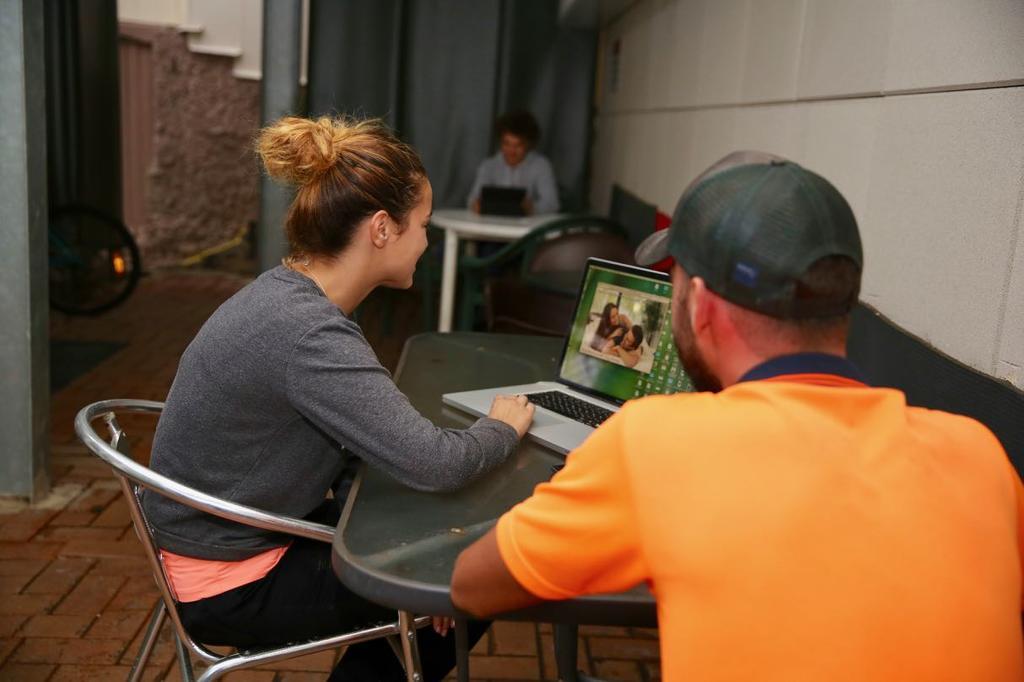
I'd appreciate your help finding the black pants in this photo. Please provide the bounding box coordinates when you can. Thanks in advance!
[177,504,486,681]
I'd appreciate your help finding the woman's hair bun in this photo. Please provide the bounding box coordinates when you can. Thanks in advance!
[257,116,357,186]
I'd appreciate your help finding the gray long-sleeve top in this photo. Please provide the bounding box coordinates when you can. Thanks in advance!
[142,266,518,561]
[467,151,560,214]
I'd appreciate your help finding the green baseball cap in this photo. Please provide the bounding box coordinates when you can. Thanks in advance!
[634,151,863,319]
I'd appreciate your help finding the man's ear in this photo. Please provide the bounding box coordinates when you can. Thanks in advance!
[689,276,713,336]
[368,210,391,249]
[670,263,690,309]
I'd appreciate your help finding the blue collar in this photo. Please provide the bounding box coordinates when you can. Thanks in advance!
[738,352,868,385]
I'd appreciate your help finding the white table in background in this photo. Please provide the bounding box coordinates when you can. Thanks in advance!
[430,209,562,333]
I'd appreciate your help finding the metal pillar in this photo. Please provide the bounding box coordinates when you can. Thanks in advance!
[0,0,50,499]
[257,0,304,272]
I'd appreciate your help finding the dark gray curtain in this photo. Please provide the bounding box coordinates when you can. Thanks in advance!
[495,2,596,211]
[44,0,122,214]
[306,0,404,128]
[308,0,596,211]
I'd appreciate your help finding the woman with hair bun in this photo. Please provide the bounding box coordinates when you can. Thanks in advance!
[143,116,534,680]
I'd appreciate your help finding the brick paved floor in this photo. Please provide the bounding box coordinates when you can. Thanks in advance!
[0,270,661,681]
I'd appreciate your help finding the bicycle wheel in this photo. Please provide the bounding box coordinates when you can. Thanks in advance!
[49,204,142,315]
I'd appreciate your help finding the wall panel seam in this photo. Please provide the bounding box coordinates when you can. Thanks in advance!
[991,152,1024,373]
[597,81,1024,116]
[792,0,808,98]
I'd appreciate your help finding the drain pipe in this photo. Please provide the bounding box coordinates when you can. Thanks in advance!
[257,0,304,272]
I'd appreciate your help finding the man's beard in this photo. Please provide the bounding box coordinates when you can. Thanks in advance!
[674,299,723,393]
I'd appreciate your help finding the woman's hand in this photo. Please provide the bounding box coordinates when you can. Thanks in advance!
[602,330,623,353]
[488,394,535,438]
[432,616,453,637]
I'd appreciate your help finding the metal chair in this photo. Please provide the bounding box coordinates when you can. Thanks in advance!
[75,399,430,682]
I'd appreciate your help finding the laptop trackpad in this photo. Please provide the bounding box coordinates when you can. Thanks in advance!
[530,409,567,428]
[529,420,594,454]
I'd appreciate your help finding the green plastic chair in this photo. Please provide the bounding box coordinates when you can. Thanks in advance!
[455,215,631,331]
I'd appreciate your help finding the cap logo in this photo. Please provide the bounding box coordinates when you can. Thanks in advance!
[732,262,759,288]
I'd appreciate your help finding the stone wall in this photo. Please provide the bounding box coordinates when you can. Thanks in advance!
[124,25,261,268]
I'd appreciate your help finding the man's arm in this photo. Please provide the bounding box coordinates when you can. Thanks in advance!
[602,328,625,353]
[1013,464,1024,611]
[451,528,540,617]
[614,346,641,368]
[467,157,493,209]
[451,410,647,618]
[532,156,560,213]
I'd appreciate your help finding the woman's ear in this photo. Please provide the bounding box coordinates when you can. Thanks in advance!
[369,210,391,249]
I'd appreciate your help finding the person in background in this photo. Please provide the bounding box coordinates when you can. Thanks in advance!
[143,115,534,682]
[451,151,1024,682]
[468,110,559,215]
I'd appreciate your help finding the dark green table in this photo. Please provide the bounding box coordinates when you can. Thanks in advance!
[331,333,656,680]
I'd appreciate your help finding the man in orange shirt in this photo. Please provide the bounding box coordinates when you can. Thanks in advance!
[451,151,1024,680]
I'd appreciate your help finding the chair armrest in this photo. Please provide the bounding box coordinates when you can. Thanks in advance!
[75,400,336,544]
[459,236,531,272]
[458,214,626,273]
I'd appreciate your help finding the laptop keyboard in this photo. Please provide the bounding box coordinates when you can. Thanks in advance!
[526,391,614,428]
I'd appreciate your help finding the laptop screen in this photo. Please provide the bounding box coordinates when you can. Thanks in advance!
[480,186,527,216]
[558,260,694,403]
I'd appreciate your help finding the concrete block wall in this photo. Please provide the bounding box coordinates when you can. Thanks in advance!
[590,0,1024,387]
[117,0,309,82]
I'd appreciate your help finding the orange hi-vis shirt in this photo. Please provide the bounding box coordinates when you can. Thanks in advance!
[496,354,1024,681]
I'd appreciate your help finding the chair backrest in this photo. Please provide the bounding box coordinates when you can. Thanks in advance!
[609,184,658,249]
[75,400,335,542]
[517,215,632,278]
[74,399,336,664]
[527,230,634,274]
[471,216,633,335]
[484,276,579,336]
[847,304,1024,473]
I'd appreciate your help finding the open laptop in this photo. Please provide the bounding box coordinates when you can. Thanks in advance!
[443,258,694,454]
[480,185,527,216]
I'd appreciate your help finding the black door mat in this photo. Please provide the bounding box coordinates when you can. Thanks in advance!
[50,340,126,392]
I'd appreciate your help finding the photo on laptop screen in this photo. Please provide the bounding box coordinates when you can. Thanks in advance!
[559,262,694,402]
[579,282,666,374]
